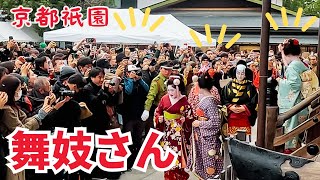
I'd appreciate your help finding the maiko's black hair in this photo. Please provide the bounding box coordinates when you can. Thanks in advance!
[198,69,215,90]
[283,38,301,56]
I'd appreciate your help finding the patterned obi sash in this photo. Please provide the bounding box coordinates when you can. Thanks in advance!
[196,108,208,121]
[198,117,208,121]
[163,111,181,120]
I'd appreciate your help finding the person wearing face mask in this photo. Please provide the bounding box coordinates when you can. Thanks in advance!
[187,68,223,179]
[154,75,193,180]
[0,75,53,180]
[11,73,34,117]
[221,60,258,139]
[277,38,310,154]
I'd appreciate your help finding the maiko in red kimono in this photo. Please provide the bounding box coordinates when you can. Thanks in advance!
[154,94,193,180]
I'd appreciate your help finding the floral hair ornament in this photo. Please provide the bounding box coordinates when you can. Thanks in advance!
[293,39,299,46]
[208,68,215,78]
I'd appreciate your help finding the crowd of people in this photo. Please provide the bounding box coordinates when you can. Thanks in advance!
[0,37,318,180]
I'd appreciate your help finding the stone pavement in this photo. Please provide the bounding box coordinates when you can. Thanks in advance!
[118,125,257,180]
[119,164,198,180]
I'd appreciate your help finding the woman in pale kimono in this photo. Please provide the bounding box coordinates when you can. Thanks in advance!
[154,75,193,180]
[187,69,223,179]
[277,38,309,153]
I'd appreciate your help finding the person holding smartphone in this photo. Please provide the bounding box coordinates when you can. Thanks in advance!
[122,65,149,170]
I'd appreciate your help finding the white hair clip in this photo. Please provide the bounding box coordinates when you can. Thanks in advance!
[173,79,180,86]
[192,75,199,83]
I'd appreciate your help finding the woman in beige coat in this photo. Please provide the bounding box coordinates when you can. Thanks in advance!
[0,75,54,180]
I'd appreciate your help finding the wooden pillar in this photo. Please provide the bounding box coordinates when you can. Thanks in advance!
[223,141,232,169]
[257,0,271,148]
[265,106,278,150]
[317,20,320,80]
[226,165,233,180]
[220,170,226,180]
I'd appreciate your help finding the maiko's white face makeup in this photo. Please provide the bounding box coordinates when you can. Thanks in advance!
[236,64,246,81]
[167,85,177,98]
[236,71,245,81]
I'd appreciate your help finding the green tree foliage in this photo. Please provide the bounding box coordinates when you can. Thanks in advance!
[284,0,320,17]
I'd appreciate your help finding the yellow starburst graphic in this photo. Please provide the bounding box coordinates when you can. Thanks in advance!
[266,7,318,32]
[113,7,165,32]
[190,24,241,49]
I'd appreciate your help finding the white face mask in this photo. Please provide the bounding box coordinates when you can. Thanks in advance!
[15,90,22,101]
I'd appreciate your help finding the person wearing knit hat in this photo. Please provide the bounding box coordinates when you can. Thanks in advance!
[116,53,127,64]
[20,43,27,49]
[95,58,111,74]
[52,66,76,97]
[60,66,76,81]
[67,74,87,90]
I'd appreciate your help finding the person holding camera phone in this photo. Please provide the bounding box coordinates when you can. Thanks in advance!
[140,56,157,85]
[122,64,149,170]
[6,39,22,61]
[76,57,93,78]
[0,75,56,180]
[155,43,175,60]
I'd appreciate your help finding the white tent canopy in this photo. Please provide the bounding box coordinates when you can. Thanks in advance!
[148,14,216,46]
[43,8,215,47]
[0,34,6,42]
[0,22,42,42]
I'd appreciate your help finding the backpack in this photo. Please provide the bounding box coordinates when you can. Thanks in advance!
[300,69,319,99]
